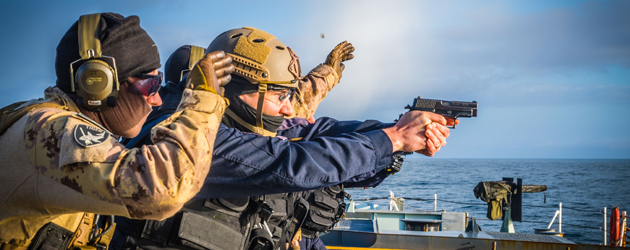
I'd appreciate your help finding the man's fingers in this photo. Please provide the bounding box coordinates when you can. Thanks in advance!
[331,42,345,55]
[426,139,440,155]
[212,56,232,71]
[425,125,441,147]
[429,123,449,147]
[341,44,355,61]
[425,112,447,126]
[216,74,232,87]
[343,44,355,53]
[339,63,345,72]
[205,50,225,62]
[435,123,450,138]
[214,63,234,78]
[333,41,350,55]
[213,54,232,70]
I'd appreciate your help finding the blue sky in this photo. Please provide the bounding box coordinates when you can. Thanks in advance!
[0,0,628,159]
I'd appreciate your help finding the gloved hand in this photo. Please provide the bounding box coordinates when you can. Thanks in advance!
[324,41,355,79]
[186,51,234,95]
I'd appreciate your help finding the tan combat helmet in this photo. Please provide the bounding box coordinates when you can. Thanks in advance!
[207,27,301,135]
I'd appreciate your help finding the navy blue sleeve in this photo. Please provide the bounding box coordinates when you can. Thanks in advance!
[194,123,394,198]
[277,117,397,189]
[277,117,394,140]
[344,169,392,188]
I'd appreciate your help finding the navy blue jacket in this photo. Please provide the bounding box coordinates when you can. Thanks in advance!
[196,117,394,198]
[125,82,395,199]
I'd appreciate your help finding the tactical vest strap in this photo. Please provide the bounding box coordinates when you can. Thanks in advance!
[276,197,308,250]
[69,213,95,248]
[87,215,116,250]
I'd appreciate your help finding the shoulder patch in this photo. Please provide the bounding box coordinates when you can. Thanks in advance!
[74,124,110,147]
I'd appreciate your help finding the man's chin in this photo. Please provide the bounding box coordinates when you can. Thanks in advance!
[117,128,142,139]
[115,112,150,139]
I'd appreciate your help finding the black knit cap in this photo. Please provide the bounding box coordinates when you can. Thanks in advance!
[55,12,161,93]
[164,45,193,86]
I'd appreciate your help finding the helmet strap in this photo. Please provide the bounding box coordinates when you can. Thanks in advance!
[256,83,267,130]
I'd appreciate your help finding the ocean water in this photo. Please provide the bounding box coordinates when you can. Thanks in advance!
[345,158,630,245]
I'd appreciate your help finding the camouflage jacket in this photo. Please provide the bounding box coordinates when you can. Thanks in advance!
[0,87,226,241]
[291,64,340,120]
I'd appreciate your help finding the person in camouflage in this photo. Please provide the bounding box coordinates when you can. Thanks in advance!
[114,27,452,250]
[0,13,233,250]
[290,41,354,123]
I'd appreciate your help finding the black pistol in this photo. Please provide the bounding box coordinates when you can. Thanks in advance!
[405,97,478,128]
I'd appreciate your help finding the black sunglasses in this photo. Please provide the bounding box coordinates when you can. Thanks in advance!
[129,71,163,96]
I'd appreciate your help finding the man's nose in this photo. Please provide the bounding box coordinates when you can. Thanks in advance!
[145,93,163,107]
[280,100,294,117]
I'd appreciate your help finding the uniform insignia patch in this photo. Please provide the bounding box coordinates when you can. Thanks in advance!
[74,124,109,147]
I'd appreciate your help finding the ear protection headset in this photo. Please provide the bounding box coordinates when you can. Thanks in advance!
[69,13,119,112]
[178,45,206,83]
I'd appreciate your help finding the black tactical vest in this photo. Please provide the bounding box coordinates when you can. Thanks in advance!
[118,194,308,250]
[299,185,349,238]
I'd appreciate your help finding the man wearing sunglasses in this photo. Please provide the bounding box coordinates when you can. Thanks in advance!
[116,28,452,250]
[0,13,234,250]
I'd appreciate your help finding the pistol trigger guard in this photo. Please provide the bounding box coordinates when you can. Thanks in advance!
[449,116,459,129]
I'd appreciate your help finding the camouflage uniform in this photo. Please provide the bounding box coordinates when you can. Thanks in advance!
[292,64,340,120]
[0,87,226,244]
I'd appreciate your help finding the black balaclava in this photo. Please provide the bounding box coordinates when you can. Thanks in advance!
[55,12,160,137]
[222,75,285,133]
[79,81,152,137]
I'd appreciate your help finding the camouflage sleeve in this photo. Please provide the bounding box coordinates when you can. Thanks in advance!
[291,64,340,120]
[25,89,226,220]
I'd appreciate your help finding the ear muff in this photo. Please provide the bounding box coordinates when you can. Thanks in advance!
[69,13,119,112]
[179,45,206,82]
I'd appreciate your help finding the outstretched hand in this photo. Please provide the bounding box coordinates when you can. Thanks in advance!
[382,111,451,157]
[186,51,234,96]
[324,41,355,79]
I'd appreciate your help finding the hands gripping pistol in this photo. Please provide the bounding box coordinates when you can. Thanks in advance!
[405,97,478,128]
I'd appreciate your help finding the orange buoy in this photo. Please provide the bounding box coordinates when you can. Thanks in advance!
[610,207,620,245]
